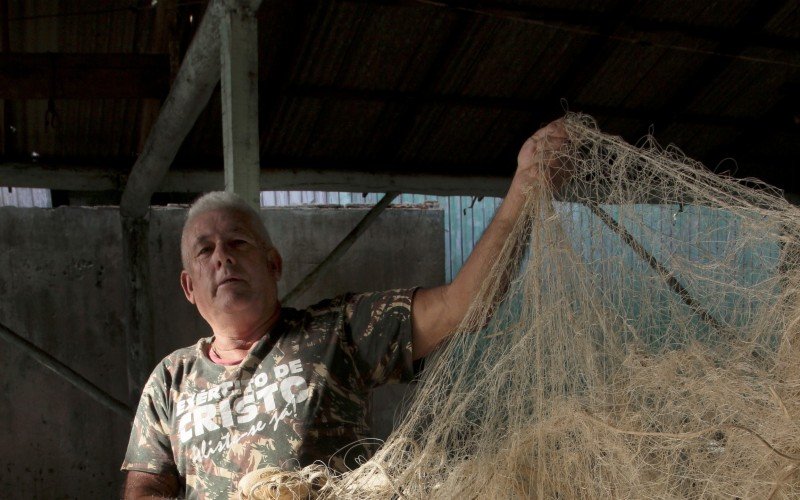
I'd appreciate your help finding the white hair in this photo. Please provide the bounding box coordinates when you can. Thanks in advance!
[181,191,273,268]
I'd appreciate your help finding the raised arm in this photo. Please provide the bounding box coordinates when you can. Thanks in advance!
[411,120,569,359]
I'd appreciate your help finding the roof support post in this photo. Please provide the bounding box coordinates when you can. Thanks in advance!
[220,2,260,208]
[116,0,263,402]
[281,192,401,305]
[121,213,156,404]
[117,1,228,402]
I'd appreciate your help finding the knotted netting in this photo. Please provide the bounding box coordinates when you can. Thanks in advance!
[240,114,800,499]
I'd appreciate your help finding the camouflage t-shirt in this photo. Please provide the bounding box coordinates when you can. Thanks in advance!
[122,289,416,499]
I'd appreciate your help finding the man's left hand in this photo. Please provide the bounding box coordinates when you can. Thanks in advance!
[512,119,571,195]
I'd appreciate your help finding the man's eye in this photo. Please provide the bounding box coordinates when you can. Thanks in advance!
[197,247,211,256]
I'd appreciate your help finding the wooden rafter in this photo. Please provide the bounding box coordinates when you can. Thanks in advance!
[281,192,401,305]
[120,0,228,218]
[0,321,133,419]
[221,3,260,207]
[0,161,513,197]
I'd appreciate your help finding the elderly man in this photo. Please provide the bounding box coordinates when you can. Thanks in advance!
[121,121,568,498]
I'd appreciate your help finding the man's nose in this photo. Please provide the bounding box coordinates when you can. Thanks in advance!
[213,244,236,268]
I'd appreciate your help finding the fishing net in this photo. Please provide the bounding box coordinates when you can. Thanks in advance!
[240,113,800,499]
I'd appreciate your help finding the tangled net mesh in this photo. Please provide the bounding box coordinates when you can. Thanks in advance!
[240,113,800,499]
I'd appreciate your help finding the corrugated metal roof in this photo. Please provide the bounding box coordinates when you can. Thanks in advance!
[2,0,799,201]
[764,1,800,37]
[637,0,753,27]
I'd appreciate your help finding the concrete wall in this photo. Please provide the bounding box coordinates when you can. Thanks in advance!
[0,205,443,498]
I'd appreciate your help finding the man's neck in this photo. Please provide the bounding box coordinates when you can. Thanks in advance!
[211,305,281,353]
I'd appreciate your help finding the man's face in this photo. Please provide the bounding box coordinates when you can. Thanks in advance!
[180,209,282,326]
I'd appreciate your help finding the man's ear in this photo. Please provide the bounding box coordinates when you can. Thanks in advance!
[180,270,196,304]
[266,248,283,282]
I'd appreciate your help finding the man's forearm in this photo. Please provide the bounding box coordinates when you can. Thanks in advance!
[411,181,530,358]
[411,120,568,359]
[447,178,529,309]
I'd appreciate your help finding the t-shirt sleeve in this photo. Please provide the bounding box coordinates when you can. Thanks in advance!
[343,287,417,388]
[121,362,178,476]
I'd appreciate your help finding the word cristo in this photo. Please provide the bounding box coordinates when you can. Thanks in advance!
[176,359,309,443]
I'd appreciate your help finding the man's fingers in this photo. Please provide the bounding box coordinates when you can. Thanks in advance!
[518,120,568,169]
[533,119,567,140]
[526,120,568,151]
[515,119,573,190]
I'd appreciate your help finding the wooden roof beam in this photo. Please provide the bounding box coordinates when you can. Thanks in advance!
[119,0,226,217]
[221,3,260,208]
[0,321,133,419]
[281,192,401,305]
[119,0,263,218]
[0,162,512,197]
[4,161,799,203]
